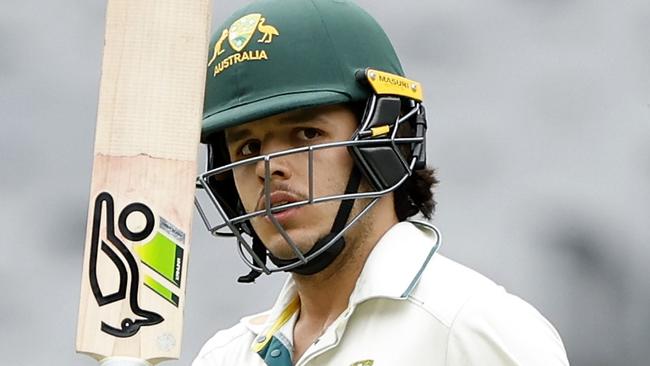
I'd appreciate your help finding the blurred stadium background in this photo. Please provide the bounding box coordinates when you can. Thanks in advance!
[0,0,648,364]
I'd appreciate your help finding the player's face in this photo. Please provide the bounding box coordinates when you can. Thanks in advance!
[225,104,358,259]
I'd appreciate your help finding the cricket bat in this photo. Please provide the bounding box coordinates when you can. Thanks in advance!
[76,0,211,364]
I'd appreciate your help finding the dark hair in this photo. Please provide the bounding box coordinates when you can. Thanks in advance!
[349,101,438,221]
[394,168,438,220]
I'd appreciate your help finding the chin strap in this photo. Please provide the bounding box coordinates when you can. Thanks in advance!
[238,168,362,282]
[269,167,362,275]
[237,236,267,283]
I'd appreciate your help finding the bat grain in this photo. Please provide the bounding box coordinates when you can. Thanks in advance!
[76,0,211,363]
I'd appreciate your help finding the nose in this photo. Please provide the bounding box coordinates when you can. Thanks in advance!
[254,143,293,183]
[254,157,292,182]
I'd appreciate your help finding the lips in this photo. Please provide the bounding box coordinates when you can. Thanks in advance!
[256,191,302,212]
[255,191,305,224]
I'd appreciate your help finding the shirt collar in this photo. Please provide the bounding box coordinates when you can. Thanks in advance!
[245,221,440,348]
[349,220,440,303]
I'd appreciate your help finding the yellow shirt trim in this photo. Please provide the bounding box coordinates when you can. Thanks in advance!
[252,296,300,353]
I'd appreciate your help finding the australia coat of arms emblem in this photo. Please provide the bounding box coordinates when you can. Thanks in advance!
[228,13,263,52]
[208,13,280,75]
[229,13,280,51]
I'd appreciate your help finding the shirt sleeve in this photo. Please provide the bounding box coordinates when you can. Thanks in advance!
[191,355,210,366]
[191,323,253,366]
[445,286,570,366]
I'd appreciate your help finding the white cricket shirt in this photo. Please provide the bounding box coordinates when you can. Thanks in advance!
[193,221,570,366]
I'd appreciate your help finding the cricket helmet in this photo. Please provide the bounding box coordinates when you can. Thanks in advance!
[196,0,429,281]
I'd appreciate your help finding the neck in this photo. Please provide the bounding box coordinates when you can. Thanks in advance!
[291,195,397,325]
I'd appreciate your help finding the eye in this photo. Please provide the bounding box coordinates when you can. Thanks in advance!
[296,128,322,141]
[238,140,261,157]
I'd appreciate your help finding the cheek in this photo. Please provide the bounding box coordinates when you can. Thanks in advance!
[312,147,354,192]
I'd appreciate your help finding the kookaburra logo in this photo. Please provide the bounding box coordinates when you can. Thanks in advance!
[88,192,162,338]
[88,192,186,337]
[208,13,279,76]
[89,192,164,337]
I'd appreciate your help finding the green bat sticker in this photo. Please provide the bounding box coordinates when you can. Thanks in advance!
[135,232,184,288]
[133,218,185,307]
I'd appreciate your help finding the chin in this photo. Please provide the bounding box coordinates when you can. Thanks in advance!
[261,227,321,260]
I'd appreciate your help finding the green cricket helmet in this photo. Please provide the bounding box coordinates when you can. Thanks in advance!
[196,0,429,281]
[202,0,406,139]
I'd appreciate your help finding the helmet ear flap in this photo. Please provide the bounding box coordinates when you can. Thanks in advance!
[412,105,427,170]
[349,96,426,191]
[363,96,402,130]
[349,97,404,190]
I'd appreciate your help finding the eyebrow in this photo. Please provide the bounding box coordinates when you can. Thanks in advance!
[225,109,327,145]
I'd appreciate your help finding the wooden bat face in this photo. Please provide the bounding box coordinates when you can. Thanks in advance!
[76,0,211,363]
